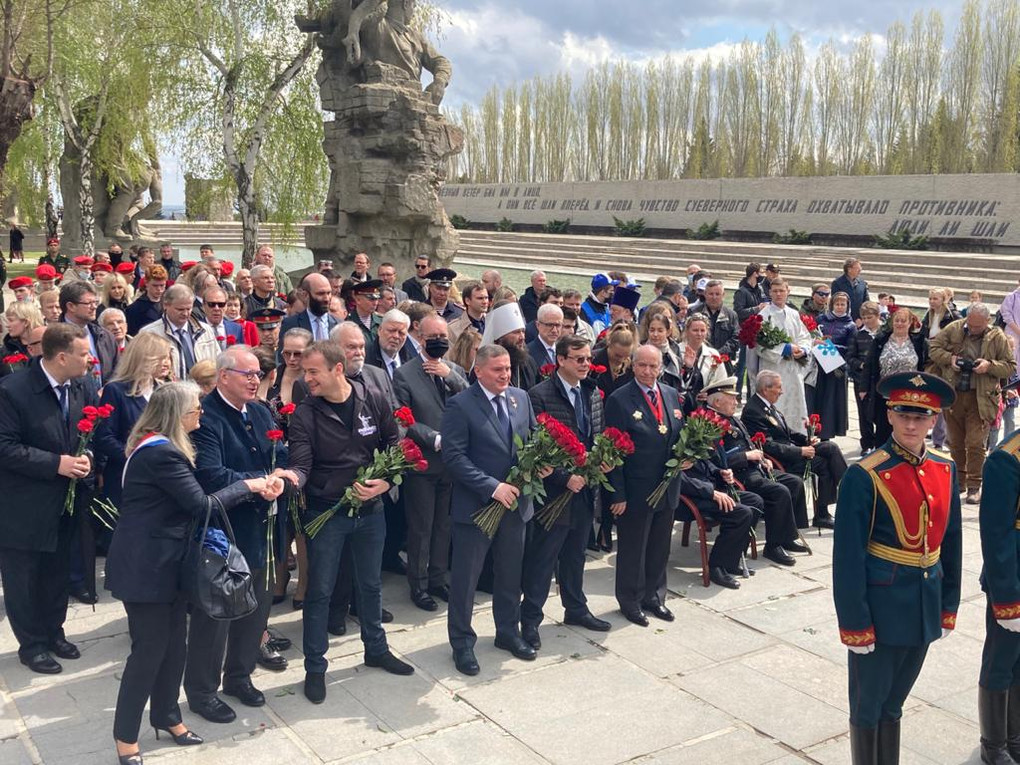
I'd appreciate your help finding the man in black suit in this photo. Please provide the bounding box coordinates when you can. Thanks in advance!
[741,370,846,529]
[59,281,119,390]
[0,324,97,673]
[526,303,563,371]
[367,309,416,381]
[442,344,548,675]
[186,347,292,723]
[706,377,808,565]
[278,273,339,361]
[605,345,691,625]
[393,314,469,611]
[402,255,430,303]
[523,335,611,646]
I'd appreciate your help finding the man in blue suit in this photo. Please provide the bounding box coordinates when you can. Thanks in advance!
[186,347,291,723]
[441,344,550,675]
[201,286,245,350]
[278,273,338,360]
[526,303,563,371]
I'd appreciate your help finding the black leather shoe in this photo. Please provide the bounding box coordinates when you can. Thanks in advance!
[48,638,80,660]
[381,608,394,623]
[521,624,542,650]
[726,565,755,577]
[328,619,347,636]
[411,589,438,612]
[642,602,675,622]
[564,612,612,632]
[70,587,98,605]
[710,567,741,589]
[453,648,479,676]
[256,644,288,671]
[20,652,61,674]
[365,651,414,675]
[427,585,450,602]
[763,545,796,566]
[621,609,649,627]
[784,539,811,554]
[292,599,304,610]
[188,696,236,724]
[304,672,326,704]
[222,680,265,707]
[494,634,537,661]
[812,515,835,530]
[266,629,291,652]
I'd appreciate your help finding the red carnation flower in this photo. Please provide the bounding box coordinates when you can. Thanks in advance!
[76,419,94,433]
[216,336,225,343]
[750,431,767,447]
[598,389,605,399]
[539,363,557,377]
[266,429,285,441]
[2,353,27,365]
[590,363,607,374]
[97,404,115,418]
[810,414,821,425]
[226,336,237,346]
[82,406,99,420]
[800,313,818,332]
[718,354,730,365]
[279,402,297,416]
[394,406,416,427]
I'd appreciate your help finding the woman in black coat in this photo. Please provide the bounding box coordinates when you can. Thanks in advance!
[107,382,273,765]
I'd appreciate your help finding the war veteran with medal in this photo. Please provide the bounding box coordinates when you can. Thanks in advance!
[833,371,962,765]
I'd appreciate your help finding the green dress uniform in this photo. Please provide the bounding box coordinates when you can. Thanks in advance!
[978,427,1020,763]
[833,371,962,765]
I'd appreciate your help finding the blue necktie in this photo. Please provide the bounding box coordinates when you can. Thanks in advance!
[495,395,512,445]
[57,384,69,423]
[571,387,588,437]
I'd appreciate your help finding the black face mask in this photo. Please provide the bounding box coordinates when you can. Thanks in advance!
[424,338,450,359]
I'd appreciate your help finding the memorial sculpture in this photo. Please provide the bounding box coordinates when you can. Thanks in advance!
[297,0,463,274]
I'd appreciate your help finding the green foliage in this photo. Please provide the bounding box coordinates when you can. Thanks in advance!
[688,220,721,240]
[449,214,470,230]
[495,217,514,232]
[613,217,646,237]
[543,218,571,234]
[772,229,812,245]
[874,229,930,250]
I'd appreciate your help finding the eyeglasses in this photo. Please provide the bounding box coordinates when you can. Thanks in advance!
[205,301,226,308]
[225,368,266,382]
[281,350,303,358]
[75,301,99,308]
[26,340,42,347]
[538,321,561,328]
[415,263,429,270]
[565,355,592,364]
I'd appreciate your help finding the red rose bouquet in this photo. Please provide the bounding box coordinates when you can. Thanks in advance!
[739,314,793,351]
[647,408,730,509]
[65,404,114,515]
[472,413,583,538]
[305,437,427,538]
[535,426,635,530]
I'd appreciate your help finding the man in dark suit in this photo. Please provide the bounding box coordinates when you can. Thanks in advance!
[59,281,119,390]
[742,370,846,529]
[402,255,430,303]
[201,285,246,350]
[518,270,546,324]
[526,303,563,371]
[393,314,469,611]
[366,309,416,380]
[186,347,293,723]
[604,345,689,625]
[523,335,611,646]
[707,377,808,565]
[278,273,339,360]
[0,324,96,673]
[442,344,547,675]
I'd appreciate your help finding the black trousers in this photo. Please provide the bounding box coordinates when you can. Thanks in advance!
[740,472,800,546]
[448,513,526,651]
[0,515,74,659]
[521,499,593,628]
[683,495,756,570]
[614,505,675,612]
[113,598,188,743]
[812,441,848,516]
[184,567,271,703]
[854,384,877,451]
[381,491,407,569]
[403,471,453,593]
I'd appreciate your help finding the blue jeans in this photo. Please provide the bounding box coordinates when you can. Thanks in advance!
[302,501,387,673]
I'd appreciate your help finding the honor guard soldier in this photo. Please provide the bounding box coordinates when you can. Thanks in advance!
[833,371,962,765]
[978,377,1020,765]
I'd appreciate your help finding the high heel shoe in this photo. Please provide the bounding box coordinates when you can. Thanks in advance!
[117,752,143,765]
[153,727,203,746]
[596,524,613,553]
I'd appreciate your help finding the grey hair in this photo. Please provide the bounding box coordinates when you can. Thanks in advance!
[250,264,273,279]
[163,284,194,305]
[968,302,991,319]
[216,345,257,372]
[475,343,509,367]
[380,308,410,328]
[536,303,563,322]
[99,307,126,325]
[530,269,546,279]
[706,391,730,407]
[329,322,362,343]
[125,381,203,465]
[283,327,313,345]
[705,279,724,290]
[755,369,782,392]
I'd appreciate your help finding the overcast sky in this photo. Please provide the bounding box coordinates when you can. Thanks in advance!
[163,1,965,205]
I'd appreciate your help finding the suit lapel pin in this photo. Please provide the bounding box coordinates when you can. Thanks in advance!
[509,396,517,409]
[633,410,643,420]
[658,424,668,434]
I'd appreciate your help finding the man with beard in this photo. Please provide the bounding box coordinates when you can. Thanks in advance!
[447,280,488,348]
[279,274,339,359]
[482,301,538,391]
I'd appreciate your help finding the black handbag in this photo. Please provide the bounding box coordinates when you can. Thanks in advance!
[182,494,258,621]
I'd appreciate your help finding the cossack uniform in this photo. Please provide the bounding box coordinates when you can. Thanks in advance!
[833,371,962,765]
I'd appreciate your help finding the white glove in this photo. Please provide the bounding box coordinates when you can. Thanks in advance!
[941,628,952,639]
[998,618,1020,633]
[848,643,875,655]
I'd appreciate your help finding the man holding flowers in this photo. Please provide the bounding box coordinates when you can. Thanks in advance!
[522,335,614,648]
[288,340,415,704]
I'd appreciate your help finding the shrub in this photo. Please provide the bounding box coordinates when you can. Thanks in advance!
[613,217,646,237]
[688,220,721,240]
[772,229,812,245]
[874,229,929,250]
[496,217,514,232]
[449,214,470,230]
[543,219,571,234]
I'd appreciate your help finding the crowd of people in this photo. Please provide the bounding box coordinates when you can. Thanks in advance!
[3,240,1020,765]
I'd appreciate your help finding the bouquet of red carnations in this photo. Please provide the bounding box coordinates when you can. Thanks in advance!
[2,352,28,371]
[803,413,821,504]
[647,408,730,508]
[534,426,635,530]
[65,404,114,515]
[750,430,776,480]
[472,412,584,538]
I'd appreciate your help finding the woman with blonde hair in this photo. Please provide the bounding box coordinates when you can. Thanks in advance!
[677,313,726,405]
[107,382,274,765]
[187,359,218,395]
[100,274,134,315]
[2,301,44,366]
[448,326,482,371]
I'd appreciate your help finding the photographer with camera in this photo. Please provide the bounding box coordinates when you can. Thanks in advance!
[928,304,1015,504]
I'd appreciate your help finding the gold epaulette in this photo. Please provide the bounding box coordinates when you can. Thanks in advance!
[1000,431,1020,459]
[857,449,889,472]
[926,446,953,462]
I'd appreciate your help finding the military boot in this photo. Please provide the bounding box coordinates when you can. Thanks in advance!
[877,718,900,765]
[1007,685,1020,762]
[850,724,879,765]
[981,686,1015,764]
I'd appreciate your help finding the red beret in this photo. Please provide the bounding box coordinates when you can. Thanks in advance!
[73,255,94,266]
[35,264,58,280]
[46,237,60,246]
[181,261,198,272]
[115,263,136,275]
[8,276,33,290]
[91,262,113,273]
[220,261,234,277]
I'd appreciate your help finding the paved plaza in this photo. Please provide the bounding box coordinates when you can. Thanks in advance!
[0,420,993,765]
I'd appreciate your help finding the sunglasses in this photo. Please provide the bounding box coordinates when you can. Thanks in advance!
[415,264,429,269]
[205,301,226,308]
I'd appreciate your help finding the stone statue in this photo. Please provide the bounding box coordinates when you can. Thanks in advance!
[296,0,462,273]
